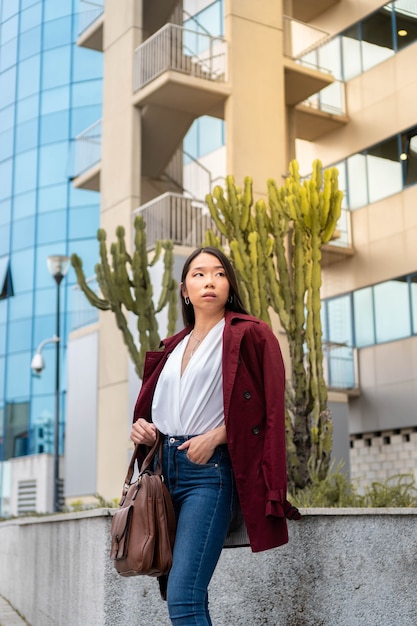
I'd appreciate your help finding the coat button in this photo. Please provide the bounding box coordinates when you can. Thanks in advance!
[252,426,260,435]
[243,391,251,399]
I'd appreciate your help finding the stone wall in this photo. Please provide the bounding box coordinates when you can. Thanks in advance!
[1,508,417,625]
[350,427,417,491]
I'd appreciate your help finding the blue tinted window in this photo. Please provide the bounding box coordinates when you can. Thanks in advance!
[72,79,102,107]
[0,103,15,130]
[0,323,6,355]
[6,351,31,397]
[34,286,56,315]
[8,292,33,320]
[43,16,72,50]
[35,243,67,289]
[39,142,68,186]
[44,0,73,22]
[32,313,56,348]
[18,25,41,60]
[17,54,40,99]
[0,299,6,323]
[38,183,68,213]
[0,65,16,108]
[353,287,375,347]
[11,216,36,251]
[37,210,67,245]
[1,0,19,22]
[69,186,98,207]
[1,15,18,42]
[40,111,70,144]
[19,3,42,32]
[184,120,198,160]
[15,118,38,153]
[17,94,40,123]
[0,199,11,226]
[0,225,10,255]
[69,238,98,277]
[71,104,102,135]
[41,86,70,114]
[72,47,103,82]
[69,206,99,239]
[13,149,38,194]
[8,319,32,353]
[0,159,13,200]
[11,248,35,293]
[29,395,55,457]
[0,128,14,161]
[374,278,410,343]
[13,190,37,220]
[42,47,71,90]
[0,35,17,70]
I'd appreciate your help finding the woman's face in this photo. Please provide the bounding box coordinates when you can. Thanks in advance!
[181,252,230,316]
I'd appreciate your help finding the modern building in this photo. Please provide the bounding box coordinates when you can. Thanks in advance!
[0,0,102,515]
[2,0,417,514]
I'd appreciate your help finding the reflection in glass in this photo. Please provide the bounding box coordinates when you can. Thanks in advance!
[5,352,31,397]
[374,278,411,343]
[3,401,30,460]
[353,287,375,347]
[367,137,402,203]
[346,153,368,209]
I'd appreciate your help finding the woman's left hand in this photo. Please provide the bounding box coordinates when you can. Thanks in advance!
[178,425,227,464]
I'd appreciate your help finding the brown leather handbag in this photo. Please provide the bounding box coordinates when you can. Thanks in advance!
[110,432,176,577]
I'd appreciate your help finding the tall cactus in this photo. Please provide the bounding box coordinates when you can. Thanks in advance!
[71,214,178,378]
[205,160,343,487]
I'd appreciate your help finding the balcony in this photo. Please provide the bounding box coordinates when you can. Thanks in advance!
[133,23,229,117]
[77,0,104,51]
[134,24,229,179]
[294,80,349,141]
[283,17,334,105]
[70,120,101,191]
[292,0,341,23]
[133,193,216,250]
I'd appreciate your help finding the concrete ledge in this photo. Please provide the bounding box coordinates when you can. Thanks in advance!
[1,509,416,625]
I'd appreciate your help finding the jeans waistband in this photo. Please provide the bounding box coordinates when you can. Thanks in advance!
[162,434,198,446]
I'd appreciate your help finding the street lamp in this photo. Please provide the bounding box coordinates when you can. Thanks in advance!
[47,255,70,512]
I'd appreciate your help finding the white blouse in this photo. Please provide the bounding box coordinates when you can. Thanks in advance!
[152,318,225,435]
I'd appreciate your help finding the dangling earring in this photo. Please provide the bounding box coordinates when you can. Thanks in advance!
[228,294,233,304]
[184,297,190,305]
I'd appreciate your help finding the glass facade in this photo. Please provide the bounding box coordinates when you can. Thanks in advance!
[0,0,102,476]
[333,126,417,210]
[323,272,417,351]
[183,0,225,162]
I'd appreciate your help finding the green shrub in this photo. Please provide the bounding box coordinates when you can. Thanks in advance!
[290,467,417,508]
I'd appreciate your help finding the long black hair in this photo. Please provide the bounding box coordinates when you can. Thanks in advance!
[180,246,248,326]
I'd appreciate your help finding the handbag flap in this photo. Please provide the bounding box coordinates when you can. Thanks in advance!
[110,504,133,560]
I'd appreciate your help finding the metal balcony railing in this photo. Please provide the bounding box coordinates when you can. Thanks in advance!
[283,16,332,71]
[78,0,104,36]
[71,119,102,179]
[134,23,227,91]
[323,344,359,391]
[133,193,216,250]
[302,79,346,117]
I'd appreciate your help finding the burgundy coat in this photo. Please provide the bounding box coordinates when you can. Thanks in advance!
[133,310,289,552]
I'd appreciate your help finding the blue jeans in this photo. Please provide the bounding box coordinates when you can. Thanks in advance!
[159,435,236,626]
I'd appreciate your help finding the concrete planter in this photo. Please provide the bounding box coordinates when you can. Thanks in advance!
[0,508,416,626]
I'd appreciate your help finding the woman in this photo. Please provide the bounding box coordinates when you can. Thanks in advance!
[130,247,298,625]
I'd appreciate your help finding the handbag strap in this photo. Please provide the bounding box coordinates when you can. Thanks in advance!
[121,431,163,496]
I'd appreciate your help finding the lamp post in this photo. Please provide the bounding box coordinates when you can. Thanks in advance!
[47,255,70,513]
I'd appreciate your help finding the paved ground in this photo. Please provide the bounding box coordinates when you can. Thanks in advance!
[0,596,27,626]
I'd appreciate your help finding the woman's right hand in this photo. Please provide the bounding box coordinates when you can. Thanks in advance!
[130,418,157,446]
